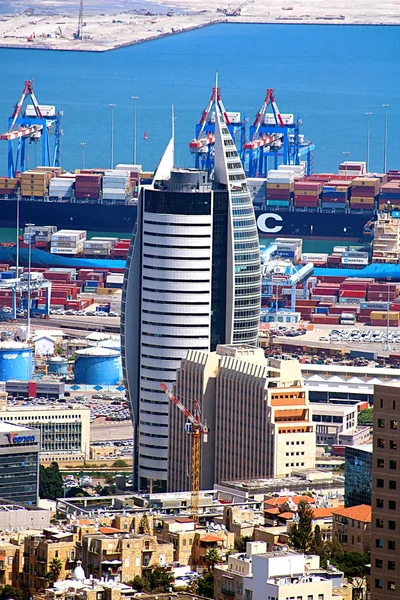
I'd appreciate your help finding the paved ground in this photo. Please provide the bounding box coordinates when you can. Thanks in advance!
[90,421,133,442]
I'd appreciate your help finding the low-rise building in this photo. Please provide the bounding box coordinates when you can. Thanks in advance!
[215,543,334,600]
[332,504,371,553]
[21,528,77,593]
[0,400,90,458]
[155,517,234,567]
[80,532,174,582]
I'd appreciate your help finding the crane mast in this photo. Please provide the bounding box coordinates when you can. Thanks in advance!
[160,382,208,522]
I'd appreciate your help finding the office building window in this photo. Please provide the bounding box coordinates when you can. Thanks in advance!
[378,419,385,428]
[377,479,384,488]
[376,499,384,508]
[377,458,384,468]
[388,561,395,570]
[376,539,383,548]
[376,519,384,528]
[389,480,397,490]
[388,582,396,591]
[389,500,396,510]
[388,540,396,550]
[390,440,397,449]
[390,420,398,430]
[375,559,383,568]
[388,521,396,530]
[375,579,383,589]
[390,460,397,469]
[378,439,385,448]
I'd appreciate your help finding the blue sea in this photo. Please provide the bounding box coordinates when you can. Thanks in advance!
[0,23,399,174]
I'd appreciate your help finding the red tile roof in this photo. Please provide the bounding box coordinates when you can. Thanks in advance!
[99,526,121,535]
[200,534,224,543]
[278,512,295,520]
[264,495,315,507]
[331,504,371,523]
[264,507,281,515]
[176,517,194,523]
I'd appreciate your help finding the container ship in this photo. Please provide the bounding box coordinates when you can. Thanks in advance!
[1,162,400,241]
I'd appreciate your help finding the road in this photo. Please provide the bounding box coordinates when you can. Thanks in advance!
[90,422,133,442]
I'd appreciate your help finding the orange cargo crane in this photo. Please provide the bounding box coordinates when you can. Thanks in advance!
[160,382,208,522]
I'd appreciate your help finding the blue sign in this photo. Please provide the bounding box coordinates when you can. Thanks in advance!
[6,433,36,445]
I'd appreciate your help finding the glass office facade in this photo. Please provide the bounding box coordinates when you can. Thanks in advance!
[345,445,372,507]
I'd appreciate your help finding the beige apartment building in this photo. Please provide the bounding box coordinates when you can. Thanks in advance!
[370,384,400,600]
[169,345,315,491]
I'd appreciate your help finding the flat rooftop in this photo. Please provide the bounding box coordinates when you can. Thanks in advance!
[0,421,36,433]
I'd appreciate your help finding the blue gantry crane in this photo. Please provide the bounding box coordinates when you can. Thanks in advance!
[0,80,63,177]
[261,254,314,313]
[189,85,315,178]
[244,88,315,177]
[188,84,246,172]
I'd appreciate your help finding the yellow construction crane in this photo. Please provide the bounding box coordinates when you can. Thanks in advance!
[160,382,208,522]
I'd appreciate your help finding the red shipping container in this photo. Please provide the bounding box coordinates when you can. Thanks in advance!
[339,290,366,299]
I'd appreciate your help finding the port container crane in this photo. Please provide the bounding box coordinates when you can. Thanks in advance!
[225,0,254,16]
[244,88,315,177]
[160,382,208,522]
[0,80,62,178]
[189,84,246,172]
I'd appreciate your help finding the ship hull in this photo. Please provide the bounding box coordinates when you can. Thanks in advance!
[0,198,372,240]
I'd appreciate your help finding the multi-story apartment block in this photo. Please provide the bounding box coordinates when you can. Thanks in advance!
[370,384,400,599]
[169,346,315,490]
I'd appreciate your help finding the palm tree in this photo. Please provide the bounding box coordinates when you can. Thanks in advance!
[46,557,63,585]
[204,548,221,570]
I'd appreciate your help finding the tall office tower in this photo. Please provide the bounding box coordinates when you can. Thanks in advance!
[169,346,316,492]
[122,101,261,492]
[370,384,400,600]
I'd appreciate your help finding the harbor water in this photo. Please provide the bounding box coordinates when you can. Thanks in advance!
[0,23,399,174]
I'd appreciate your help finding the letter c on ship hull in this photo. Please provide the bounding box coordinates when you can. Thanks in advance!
[257,213,283,234]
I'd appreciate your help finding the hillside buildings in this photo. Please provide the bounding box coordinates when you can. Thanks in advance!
[122,100,261,491]
[169,346,315,491]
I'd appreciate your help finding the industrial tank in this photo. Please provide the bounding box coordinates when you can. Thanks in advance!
[97,339,121,351]
[0,342,34,381]
[47,357,69,376]
[74,347,122,385]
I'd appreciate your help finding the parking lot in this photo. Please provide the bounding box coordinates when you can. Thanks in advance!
[274,323,400,356]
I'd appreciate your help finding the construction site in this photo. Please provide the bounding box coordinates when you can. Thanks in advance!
[1,0,400,52]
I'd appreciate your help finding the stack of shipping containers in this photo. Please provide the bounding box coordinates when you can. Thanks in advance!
[293,181,321,208]
[350,176,380,211]
[266,169,294,207]
[75,173,102,201]
[321,180,351,209]
[20,170,51,198]
[51,230,86,255]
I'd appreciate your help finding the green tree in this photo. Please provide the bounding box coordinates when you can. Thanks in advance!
[234,535,252,553]
[358,407,373,425]
[205,548,222,570]
[104,472,114,485]
[323,537,344,566]
[65,486,90,498]
[46,557,63,585]
[130,575,147,592]
[335,551,369,578]
[112,459,128,467]
[288,499,314,553]
[310,524,326,559]
[39,462,63,500]
[138,514,151,534]
[142,567,173,592]
[0,585,23,600]
[196,571,214,598]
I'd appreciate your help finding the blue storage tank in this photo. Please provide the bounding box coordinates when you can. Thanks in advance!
[0,342,34,381]
[47,357,69,375]
[74,347,122,385]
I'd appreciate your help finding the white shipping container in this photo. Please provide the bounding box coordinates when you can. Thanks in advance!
[333,246,348,254]
[301,253,328,262]
[106,274,124,284]
[278,165,304,173]
[51,247,83,255]
[341,256,369,265]
[115,163,142,173]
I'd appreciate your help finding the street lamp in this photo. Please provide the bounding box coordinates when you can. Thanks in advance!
[383,104,390,173]
[343,151,350,163]
[80,142,87,170]
[131,96,139,165]
[109,104,116,169]
[365,112,372,172]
